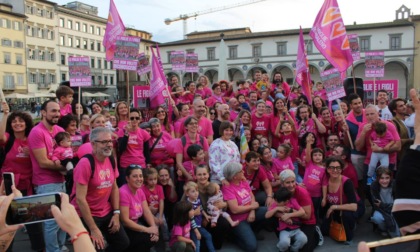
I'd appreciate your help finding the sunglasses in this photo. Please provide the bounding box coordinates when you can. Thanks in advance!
[130,117,141,121]
[94,140,113,145]
[156,111,165,114]
[210,112,215,115]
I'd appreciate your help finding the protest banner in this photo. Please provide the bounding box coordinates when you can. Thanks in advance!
[320,68,346,101]
[113,35,140,71]
[170,51,186,71]
[365,51,385,78]
[69,56,91,87]
[348,34,360,61]
[185,53,199,73]
[363,80,398,106]
[103,0,125,61]
[133,85,170,109]
[137,53,151,75]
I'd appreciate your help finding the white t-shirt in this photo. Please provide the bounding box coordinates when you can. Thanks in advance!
[376,105,393,120]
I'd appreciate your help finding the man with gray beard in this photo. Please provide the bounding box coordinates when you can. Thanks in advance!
[212,104,231,140]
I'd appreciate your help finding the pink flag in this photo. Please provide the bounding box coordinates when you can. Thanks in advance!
[296,27,312,104]
[150,48,167,109]
[103,0,125,61]
[309,0,353,73]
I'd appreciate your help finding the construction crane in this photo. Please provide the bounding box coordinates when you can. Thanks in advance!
[164,0,266,39]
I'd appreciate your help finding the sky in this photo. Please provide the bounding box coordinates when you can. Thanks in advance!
[54,0,420,43]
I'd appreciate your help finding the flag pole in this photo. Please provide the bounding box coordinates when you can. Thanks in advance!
[126,70,130,113]
[78,86,81,130]
[351,63,357,94]
[373,77,376,105]
[337,97,354,149]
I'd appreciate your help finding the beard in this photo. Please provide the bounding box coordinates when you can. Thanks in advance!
[222,112,230,120]
[45,117,59,125]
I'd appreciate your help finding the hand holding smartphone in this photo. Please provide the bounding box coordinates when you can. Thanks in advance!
[2,173,15,196]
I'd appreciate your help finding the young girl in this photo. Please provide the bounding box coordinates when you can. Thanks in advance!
[275,144,295,174]
[142,168,170,249]
[205,182,239,228]
[177,144,205,197]
[170,201,196,251]
[370,167,399,237]
[79,114,90,136]
[184,181,215,252]
[303,133,327,223]
[52,131,74,175]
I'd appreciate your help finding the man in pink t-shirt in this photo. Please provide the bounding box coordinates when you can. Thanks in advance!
[71,127,129,251]
[27,100,66,251]
[251,100,271,140]
[179,99,214,144]
[228,97,241,122]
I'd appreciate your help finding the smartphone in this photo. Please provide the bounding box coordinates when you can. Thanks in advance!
[6,193,61,225]
[367,234,420,252]
[2,172,15,196]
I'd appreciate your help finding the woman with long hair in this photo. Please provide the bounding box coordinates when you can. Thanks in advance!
[115,101,129,129]
[155,106,174,138]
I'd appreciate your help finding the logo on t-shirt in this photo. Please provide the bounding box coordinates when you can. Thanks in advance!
[99,169,111,180]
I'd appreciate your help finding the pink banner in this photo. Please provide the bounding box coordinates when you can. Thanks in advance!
[170,51,186,71]
[150,48,168,108]
[137,53,151,75]
[320,68,346,101]
[69,56,91,87]
[186,53,199,73]
[113,36,140,71]
[363,80,398,106]
[365,51,385,78]
[296,27,312,104]
[348,34,360,61]
[133,85,169,109]
[103,0,125,61]
[309,0,353,73]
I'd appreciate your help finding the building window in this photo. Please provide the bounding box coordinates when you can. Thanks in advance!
[90,25,94,34]
[60,35,65,46]
[277,42,287,56]
[75,22,80,31]
[90,41,94,50]
[82,24,87,32]
[207,47,215,60]
[4,53,11,64]
[14,41,23,48]
[13,21,22,31]
[39,50,45,61]
[26,25,32,36]
[49,52,55,61]
[0,19,11,28]
[104,60,108,69]
[30,73,36,83]
[252,44,261,58]
[110,61,113,69]
[37,8,44,17]
[26,5,34,14]
[96,27,100,35]
[97,59,101,68]
[83,40,87,49]
[91,76,95,84]
[228,46,238,59]
[67,20,72,29]
[68,37,73,47]
[97,42,101,51]
[50,74,55,84]
[16,54,22,65]
[110,76,114,85]
[61,54,66,65]
[47,30,54,40]
[4,74,14,89]
[359,36,370,52]
[2,39,12,47]
[305,40,313,54]
[37,27,43,38]
[91,57,95,68]
[17,74,24,86]
[59,18,64,27]
[389,34,402,50]
[46,10,53,19]
[61,73,66,82]
[39,73,45,84]
[104,75,108,85]
[28,49,35,60]
[186,49,195,54]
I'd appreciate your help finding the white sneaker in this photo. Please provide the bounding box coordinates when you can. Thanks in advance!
[61,245,70,252]
[316,225,324,246]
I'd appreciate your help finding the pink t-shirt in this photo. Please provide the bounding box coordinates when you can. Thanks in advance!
[270,112,296,149]
[71,134,83,153]
[28,123,65,186]
[119,184,145,222]
[117,120,128,130]
[206,95,225,108]
[202,87,212,99]
[293,186,316,225]
[173,134,209,161]
[174,117,187,135]
[71,156,118,217]
[230,110,240,122]
[170,222,191,247]
[269,198,301,231]
[302,161,327,197]
[52,146,73,161]
[161,124,174,136]
[356,120,400,164]
[76,142,92,158]
[243,167,268,193]
[0,133,32,193]
[313,90,327,101]
[371,130,394,148]
[141,184,164,210]
[222,180,253,222]
[179,161,203,182]
[275,156,295,173]
[251,113,270,138]
[180,117,214,139]
[60,104,73,117]
[148,132,174,166]
[279,132,299,162]
[117,128,151,168]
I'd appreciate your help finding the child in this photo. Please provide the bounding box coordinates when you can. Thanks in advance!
[142,168,170,249]
[289,86,299,101]
[367,122,395,185]
[313,82,327,101]
[52,132,74,175]
[236,80,250,98]
[55,85,74,117]
[184,181,215,252]
[79,114,91,136]
[236,94,250,111]
[177,144,205,196]
[289,98,299,113]
[265,187,307,252]
[170,201,196,251]
[260,136,276,158]
[205,182,239,228]
[275,144,295,174]
[101,109,113,131]
[303,133,327,223]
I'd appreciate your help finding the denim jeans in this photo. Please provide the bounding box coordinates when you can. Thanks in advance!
[35,182,66,252]
[371,211,400,237]
[293,161,303,183]
[190,227,215,252]
[277,228,308,252]
[230,207,267,252]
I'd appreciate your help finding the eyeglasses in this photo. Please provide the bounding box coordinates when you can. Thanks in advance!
[327,166,342,171]
[210,112,215,115]
[94,140,113,145]
[188,122,198,125]
[130,117,141,121]
[156,111,165,114]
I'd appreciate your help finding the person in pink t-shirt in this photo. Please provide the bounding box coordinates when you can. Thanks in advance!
[251,100,271,140]
[119,165,158,252]
[197,75,213,99]
[155,106,175,138]
[148,117,174,169]
[170,201,195,251]
[222,162,265,252]
[52,132,74,174]
[71,127,129,251]
[115,101,129,130]
[117,109,151,186]
[55,85,74,117]
[179,99,214,144]
[174,103,190,138]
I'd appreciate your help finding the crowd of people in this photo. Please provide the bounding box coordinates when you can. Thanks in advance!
[0,70,419,252]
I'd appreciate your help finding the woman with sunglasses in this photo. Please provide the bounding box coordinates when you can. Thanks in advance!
[155,106,175,138]
[148,118,174,171]
[208,107,216,122]
[117,109,151,186]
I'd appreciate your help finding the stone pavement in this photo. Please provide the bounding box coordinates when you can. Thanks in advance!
[11,204,384,252]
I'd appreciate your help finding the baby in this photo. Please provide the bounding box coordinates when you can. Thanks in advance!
[206,182,239,227]
[53,132,74,175]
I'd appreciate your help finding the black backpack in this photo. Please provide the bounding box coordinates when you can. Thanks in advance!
[0,135,15,169]
[67,154,116,196]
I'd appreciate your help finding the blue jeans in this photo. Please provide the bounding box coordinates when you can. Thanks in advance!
[277,228,307,252]
[231,207,267,252]
[293,162,303,183]
[190,227,215,252]
[35,182,66,252]
[371,211,400,237]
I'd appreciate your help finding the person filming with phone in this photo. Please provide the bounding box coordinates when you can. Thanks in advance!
[71,127,129,251]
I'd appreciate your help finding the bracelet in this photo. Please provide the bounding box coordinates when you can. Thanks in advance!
[71,231,89,244]
[113,209,121,214]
